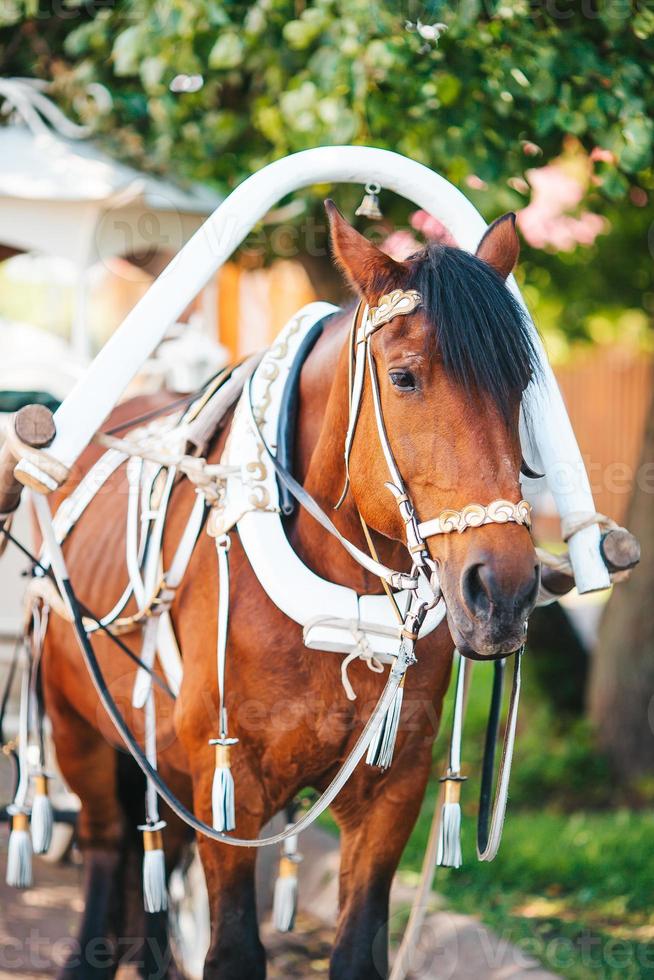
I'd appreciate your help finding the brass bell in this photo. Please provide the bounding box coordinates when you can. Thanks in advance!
[355,182,383,220]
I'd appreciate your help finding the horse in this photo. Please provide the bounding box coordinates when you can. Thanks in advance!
[39,202,540,980]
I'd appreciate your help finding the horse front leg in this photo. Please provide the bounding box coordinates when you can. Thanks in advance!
[43,692,124,980]
[190,758,267,980]
[329,745,433,980]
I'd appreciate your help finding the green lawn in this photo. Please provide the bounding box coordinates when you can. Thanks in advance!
[394,662,654,980]
[400,805,654,980]
[321,656,654,979]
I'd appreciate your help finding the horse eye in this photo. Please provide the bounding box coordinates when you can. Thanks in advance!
[389,369,417,391]
[520,458,544,479]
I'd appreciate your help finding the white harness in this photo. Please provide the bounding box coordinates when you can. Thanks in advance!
[214,301,446,662]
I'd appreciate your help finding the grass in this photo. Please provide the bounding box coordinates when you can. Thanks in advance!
[401,806,654,980]
[321,658,654,979]
[395,663,654,979]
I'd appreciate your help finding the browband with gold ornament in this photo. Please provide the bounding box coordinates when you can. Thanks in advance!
[357,288,422,343]
[418,499,532,538]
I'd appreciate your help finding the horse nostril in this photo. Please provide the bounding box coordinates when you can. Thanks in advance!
[461,562,492,621]
[522,563,541,613]
[461,559,539,623]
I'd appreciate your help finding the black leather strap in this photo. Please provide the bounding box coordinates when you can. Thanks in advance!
[477,657,505,855]
[276,312,337,516]
[0,630,20,807]
[0,523,175,700]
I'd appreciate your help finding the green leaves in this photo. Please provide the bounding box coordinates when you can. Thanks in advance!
[619,115,654,173]
[113,26,143,77]
[283,8,328,50]
[1,0,653,209]
[208,32,244,70]
[435,73,462,107]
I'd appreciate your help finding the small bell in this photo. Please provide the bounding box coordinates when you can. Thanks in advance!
[355,182,383,220]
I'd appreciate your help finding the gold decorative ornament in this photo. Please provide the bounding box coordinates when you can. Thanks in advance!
[277,855,299,879]
[11,811,29,832]
[420,499,532,538]
[360,289,423,341]
[142,827,164,851]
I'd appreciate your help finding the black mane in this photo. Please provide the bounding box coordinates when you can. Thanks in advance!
[404,244,539,420]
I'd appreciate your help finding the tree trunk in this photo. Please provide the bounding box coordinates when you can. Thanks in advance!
[587,387,654,779]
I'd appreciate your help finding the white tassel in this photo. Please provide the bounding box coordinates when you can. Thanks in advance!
[6,809,33,888]
[436,777,464,869]
[366,680,404,770]
[140,822,168,913]
[30,774,53,855]
[210,738,237,832]
[272,830,302,933]
[273,856,299,932]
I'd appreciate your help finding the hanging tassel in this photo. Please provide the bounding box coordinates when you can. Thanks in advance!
[366,675,404,770]
[7,644,32,888]
[139,821,167,913]
[436,775,466,869]
[272,831,302,934]
[210,737,238,832]
[6,808,33,888]
[435,650,468,868]
[30,773,53,855]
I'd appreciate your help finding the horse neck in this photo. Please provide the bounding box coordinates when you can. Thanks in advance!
[289,308,408,592]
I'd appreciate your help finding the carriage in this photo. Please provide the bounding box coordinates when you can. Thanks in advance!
[0,146,639,980]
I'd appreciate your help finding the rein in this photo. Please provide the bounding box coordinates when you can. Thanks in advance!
[4,295,536,978]
[15,295,529,850]
[28,491,423,849]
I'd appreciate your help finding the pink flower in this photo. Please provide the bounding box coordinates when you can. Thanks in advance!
[381,230,421,260]
[590,146,616,164]
[516,162,606,251]
[526,165,583,210]
[410,211,458,245]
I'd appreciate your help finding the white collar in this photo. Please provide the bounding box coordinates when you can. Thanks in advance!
[216,303,445,660]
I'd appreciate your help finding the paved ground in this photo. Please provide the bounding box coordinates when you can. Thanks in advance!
[0,827,560,980]
[0,840,332,979]
[0,461,567,980]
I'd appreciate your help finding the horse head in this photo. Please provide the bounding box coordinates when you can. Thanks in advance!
[326,201,540,659]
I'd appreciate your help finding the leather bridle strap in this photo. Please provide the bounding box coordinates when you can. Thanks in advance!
[477,649,522,861]
[334,302,366,509]
[365,340,431,566]
[246,377,420,592]
[343,298,531,566]
[30,490,423,849]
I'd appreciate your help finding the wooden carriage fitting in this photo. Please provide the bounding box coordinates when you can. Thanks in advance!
[0,145,628,592]
[0,148,641,979]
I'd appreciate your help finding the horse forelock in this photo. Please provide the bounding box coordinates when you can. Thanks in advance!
[379,244,540,422]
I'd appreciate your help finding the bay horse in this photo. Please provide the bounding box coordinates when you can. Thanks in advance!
[40,204,540,979]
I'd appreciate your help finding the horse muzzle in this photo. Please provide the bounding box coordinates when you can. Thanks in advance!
[442,548,540,659]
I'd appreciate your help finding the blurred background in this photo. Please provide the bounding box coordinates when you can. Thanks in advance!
[0,3,652,979]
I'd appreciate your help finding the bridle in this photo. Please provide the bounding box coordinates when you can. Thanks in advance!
[336,290,533,587]
[2,290,531,886]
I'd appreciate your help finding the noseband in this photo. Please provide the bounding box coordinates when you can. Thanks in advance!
[338,290,532,575]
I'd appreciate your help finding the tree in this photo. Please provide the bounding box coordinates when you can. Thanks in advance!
[1,1,653,201]
[1,0,653,773]
[588,390,654,781]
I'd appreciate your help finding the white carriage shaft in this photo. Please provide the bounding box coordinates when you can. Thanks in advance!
[16,146,609,593]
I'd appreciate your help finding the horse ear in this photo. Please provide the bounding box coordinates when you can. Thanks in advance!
[325,199,402,300]
[476,212,520,281]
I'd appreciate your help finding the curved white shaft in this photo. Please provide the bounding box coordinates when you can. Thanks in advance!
[39,145,607,592]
